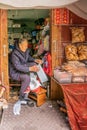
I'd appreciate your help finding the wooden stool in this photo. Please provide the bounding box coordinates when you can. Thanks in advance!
[9,77,21,87]
[29,88,47,107]
[9,77,21,98]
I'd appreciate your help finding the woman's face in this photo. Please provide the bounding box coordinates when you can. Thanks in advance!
[19,39,28,52]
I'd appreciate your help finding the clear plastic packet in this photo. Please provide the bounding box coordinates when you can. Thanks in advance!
[37,64,48,83]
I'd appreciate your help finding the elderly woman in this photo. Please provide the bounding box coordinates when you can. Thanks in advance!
[9,35,42,105]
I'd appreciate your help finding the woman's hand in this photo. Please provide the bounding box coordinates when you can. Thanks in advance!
[35,59,43,64]
[29,65,40,72]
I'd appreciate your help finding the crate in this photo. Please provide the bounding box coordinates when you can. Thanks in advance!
[29,87,47,107]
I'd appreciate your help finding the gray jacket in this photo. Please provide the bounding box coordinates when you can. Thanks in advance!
[9,44,36,80]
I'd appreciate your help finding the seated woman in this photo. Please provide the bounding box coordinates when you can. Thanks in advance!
[9,34,42,105]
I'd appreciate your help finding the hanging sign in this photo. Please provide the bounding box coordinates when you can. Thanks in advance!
[53,8,69,25]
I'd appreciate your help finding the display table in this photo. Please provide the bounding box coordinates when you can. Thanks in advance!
[51,77,87,130]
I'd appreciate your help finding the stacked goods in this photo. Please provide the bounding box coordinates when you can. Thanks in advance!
[71,27,85,43]
[65,44,87,61]
[54,61,87,83]
[62,61,87,83]
[65,44,79,60]
[65,27,86,61]
[62,61,85,71]
[54,68,72,83]
[78,45,87,60]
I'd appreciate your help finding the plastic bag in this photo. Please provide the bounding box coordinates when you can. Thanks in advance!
[54,69,72,83]
[37,64,48,83]
[13,100,21,115]
[30,73,41,92]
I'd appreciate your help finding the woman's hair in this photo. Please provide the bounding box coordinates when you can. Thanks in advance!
[18,34,28,44]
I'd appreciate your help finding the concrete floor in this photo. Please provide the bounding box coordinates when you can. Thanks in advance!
[0,100,71,130]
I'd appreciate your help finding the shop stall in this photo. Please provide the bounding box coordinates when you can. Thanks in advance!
[50,8,87,130]
[0,1,86,128]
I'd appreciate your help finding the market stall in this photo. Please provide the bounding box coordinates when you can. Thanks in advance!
[0,0,86,129]
[50,8,87,130]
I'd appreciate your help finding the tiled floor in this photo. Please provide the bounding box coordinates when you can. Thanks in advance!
[0,100,71,130]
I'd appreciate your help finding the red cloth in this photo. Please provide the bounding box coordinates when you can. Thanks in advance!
[61,83,87,130]
[43,52,52,76]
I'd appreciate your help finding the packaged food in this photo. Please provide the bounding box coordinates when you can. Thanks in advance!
[71,27,85,43]
[65,44,79,60]
[72,76,85,83]
[54,69,72,83]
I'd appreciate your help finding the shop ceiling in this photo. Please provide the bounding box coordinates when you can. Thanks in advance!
[8,9,50,20]
[0,0,87,20]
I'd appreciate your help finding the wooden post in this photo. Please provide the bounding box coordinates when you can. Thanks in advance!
[0,9,9,100]
[51,9,64,75]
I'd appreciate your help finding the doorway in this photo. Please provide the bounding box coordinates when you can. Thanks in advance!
[8,9,50,100]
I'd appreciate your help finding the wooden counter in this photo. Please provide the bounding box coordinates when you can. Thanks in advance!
[50,76,87,100]
[50,77,87,130]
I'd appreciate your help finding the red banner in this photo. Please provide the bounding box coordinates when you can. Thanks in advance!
[53,8,69,25]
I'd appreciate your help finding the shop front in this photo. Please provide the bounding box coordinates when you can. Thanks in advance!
[0,1,87,129]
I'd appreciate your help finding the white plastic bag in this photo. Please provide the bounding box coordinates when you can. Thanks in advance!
[37,64,48,83]
[30,73,41,91]
[13,100,21,115]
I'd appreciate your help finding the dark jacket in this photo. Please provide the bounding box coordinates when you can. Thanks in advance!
[9,44,35,80]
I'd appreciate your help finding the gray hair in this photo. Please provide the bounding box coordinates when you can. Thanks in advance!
[18,34,28,44]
